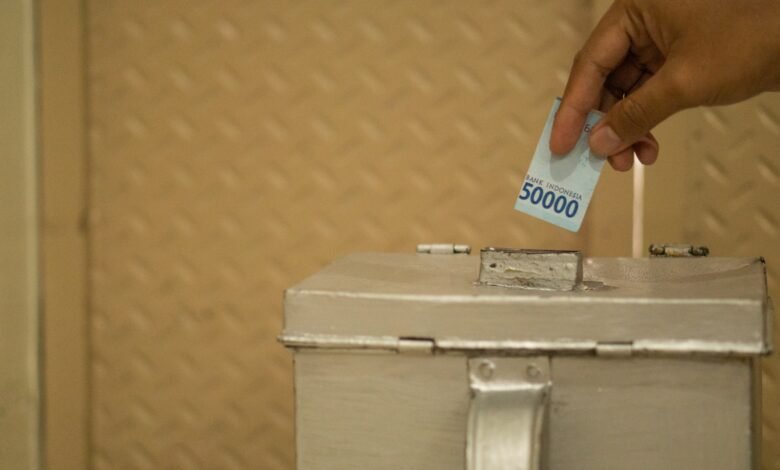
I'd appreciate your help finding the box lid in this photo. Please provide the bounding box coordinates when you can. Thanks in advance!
[281,253,772,356]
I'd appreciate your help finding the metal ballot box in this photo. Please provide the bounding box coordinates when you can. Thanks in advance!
[280,246,772,470]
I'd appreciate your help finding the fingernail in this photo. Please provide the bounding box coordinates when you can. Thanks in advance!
[589,125,623,157]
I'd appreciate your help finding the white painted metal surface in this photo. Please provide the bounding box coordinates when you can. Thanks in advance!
[283,252,771,469]
[283,253,771,355]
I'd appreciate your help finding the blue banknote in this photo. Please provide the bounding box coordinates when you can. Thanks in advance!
[514,98,605,232]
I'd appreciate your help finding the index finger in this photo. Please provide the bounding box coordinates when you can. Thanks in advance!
[550,3,632,155]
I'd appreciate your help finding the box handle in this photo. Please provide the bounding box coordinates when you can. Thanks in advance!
[467,357,551,470]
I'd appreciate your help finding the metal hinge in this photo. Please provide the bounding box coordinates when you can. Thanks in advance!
[416,243,471,255]
[649,244,709,257]
[397,337,435,354]
[596,341,634,357]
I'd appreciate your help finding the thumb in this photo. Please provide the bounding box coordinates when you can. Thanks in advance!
[590,67,686,156]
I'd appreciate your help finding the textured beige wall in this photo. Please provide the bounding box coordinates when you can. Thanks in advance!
[86,1,591,468]
[40,0,90,468]
[56,1,777,469]
[0,0,39,468]
[650,96,780,469]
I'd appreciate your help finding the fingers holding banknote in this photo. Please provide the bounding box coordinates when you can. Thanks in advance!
[550,0,780,171]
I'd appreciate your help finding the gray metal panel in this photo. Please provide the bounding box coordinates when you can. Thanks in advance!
[284,253,770,353]
[295,352,755,470]
[289,253,767,300]
[295,352,469,470]
[548,357,753,470]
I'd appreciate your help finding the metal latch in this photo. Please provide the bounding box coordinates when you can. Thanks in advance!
[649,244,709,257]
[467,357,551,470]
[397,337,435,354]
[596,341,634,357]
[416,244,471,255]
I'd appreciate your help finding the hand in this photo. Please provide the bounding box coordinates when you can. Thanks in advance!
[550,0,780,171]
